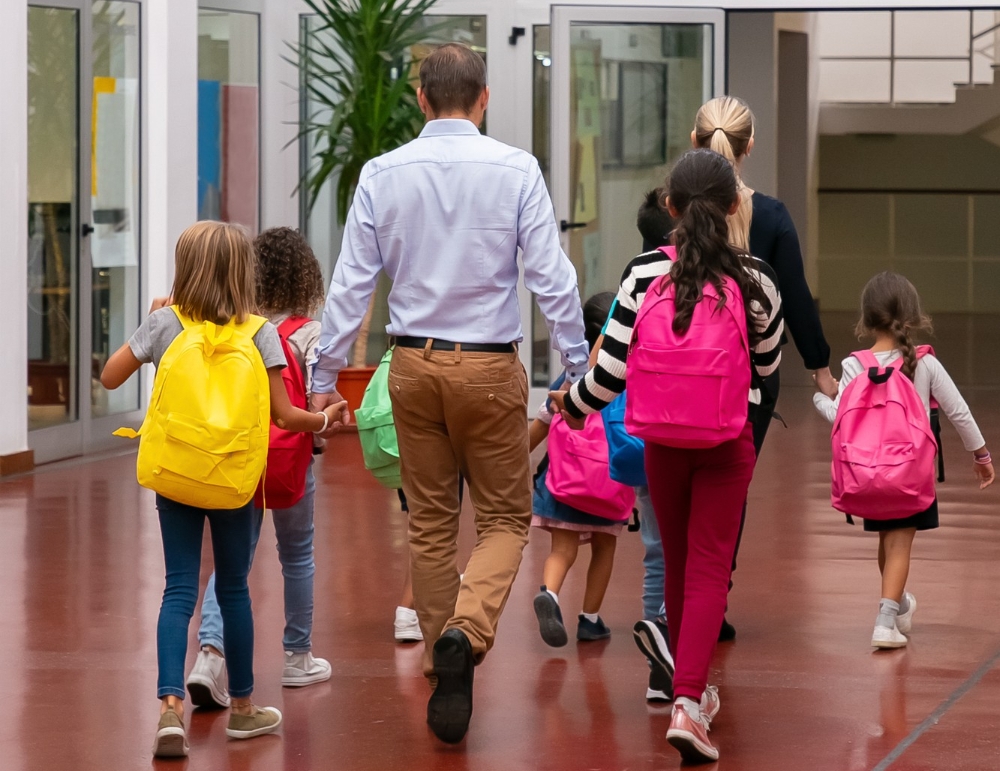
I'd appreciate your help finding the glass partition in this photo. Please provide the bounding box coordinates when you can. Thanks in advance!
[27,6,80,431]
[198,9,260,232]
[90,1,141,418]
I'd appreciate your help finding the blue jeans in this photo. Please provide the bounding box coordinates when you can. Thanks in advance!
[156,495,256,699]
[638,486,666,621]
[198,464,317,653]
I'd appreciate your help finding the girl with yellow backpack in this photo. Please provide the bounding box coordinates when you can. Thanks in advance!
[101,221,346,759]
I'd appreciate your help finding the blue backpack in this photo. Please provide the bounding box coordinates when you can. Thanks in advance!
[603,391,646,487]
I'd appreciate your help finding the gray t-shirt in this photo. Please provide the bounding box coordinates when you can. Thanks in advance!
[128,307,286,369]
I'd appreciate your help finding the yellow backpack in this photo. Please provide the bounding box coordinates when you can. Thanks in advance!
[115,307,271,509]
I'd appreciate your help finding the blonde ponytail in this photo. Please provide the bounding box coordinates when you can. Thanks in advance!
[694,96,755,251]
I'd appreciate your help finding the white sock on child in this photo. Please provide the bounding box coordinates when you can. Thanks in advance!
[876,598,900,628]
[581,612,599,623]
[675,696,700,715]
[546,588,559,604]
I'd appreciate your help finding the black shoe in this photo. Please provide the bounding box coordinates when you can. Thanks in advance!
[427,629,474,744]
[718,617,736,642]
[576,615,611,641]
[633,619,674,701]
[533,587,568,647]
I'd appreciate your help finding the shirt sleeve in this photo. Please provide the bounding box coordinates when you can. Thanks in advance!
[311,165,384,393]
[925,356,986,451]
[517,158,590,381]
[749,262,784,380]
[254,322,288,370]
[127,313,157,365]
[767,203,831,370]
[564,276,637,418]
[813,356,863,423]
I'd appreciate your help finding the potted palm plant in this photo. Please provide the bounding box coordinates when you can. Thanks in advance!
[296,0,440,416]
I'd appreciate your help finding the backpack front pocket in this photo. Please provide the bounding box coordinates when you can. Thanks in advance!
[155,413,251,494]
[628,345,730,430]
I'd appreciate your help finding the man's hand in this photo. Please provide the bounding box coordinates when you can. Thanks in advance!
[318,401,350,439]
[548,390,586,431]
[312,391,351,428]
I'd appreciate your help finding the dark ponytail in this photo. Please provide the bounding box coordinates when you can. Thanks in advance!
[664,150,771,344]
[856,271,933,380]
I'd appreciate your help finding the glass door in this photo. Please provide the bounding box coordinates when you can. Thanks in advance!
[548,5,725,380]
[28,0,142,463]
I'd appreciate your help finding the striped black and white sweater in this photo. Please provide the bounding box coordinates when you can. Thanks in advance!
[564,249,784,425]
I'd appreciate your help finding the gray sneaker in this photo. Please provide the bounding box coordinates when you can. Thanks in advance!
[152,709,189,758]
[226,706,283,739]
[282,651,332,687]
[186,647,231,709]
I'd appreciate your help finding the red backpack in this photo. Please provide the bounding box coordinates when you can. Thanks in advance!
[254,317,313,510]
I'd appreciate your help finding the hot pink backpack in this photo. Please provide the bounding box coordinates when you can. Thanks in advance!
[625,247,751,449]
[830,349,937,520]
[546,412,635,522]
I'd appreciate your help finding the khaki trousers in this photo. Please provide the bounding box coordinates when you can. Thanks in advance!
[388,344,531,676]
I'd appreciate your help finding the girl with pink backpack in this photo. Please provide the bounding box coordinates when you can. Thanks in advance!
[813,272,994,649]
[551,150,783,764]
[530,292,635,646]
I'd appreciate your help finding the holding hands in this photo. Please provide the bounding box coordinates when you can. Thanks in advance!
[547,390,585,431]
[312,392,352,437]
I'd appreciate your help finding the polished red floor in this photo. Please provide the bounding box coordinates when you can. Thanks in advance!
[2,313,999,771]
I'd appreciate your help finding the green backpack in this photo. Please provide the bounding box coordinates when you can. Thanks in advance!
[355,350,401,489]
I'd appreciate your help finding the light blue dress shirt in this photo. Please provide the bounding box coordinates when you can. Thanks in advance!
[312,119,589,394]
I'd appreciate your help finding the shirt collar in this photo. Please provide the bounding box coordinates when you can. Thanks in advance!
[418,118,482,138]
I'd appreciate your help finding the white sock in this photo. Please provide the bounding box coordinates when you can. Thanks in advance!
[546,589,559,604]
[876,598,900,629]
[581,612,599,623]
[898,593,910,615]
[396,606,417,619]
[675,696,700,716]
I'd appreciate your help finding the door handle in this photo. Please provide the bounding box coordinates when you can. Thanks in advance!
[81,223,95,237]
[560,220,587,232]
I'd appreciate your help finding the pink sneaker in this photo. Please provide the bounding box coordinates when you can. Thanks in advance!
[701,685,720,722]
[666,701,719,763]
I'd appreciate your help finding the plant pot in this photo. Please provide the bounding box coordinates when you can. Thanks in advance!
[338,366,378,428]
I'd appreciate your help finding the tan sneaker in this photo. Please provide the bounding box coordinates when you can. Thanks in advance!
[666,701,719,763]
[152,709,189,758]
[226,706,283,739]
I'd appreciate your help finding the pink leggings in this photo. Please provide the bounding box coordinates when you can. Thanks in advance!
[645,422,756,702]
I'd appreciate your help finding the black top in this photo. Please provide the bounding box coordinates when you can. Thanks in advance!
[749,192,830,370]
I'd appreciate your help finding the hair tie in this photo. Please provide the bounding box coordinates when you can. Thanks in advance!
[713,127,726,134]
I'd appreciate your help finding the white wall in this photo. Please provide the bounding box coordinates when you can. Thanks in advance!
[145,0,199,302]
[0,2,29,457]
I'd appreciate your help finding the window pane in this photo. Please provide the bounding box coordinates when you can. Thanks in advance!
[198,10,260,232]
[28,7,79,430]
[818,60,891,103]
[894,11,970,58]
[91,1,141,418]
[816,12,891,58]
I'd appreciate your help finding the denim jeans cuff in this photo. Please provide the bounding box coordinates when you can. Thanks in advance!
[157,687,186,700]
[199,636,225,653]
[228,685,254,699]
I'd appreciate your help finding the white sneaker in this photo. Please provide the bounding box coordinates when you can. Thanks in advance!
[282,651,332,687]
[700,685,721,723]
[186,647,231,708]
[394,606,423,642]
[872,624,908,649]
[896,592,917,634]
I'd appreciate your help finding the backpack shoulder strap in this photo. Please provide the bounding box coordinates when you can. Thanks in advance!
[278,315,313,340]
[171,305,193,329]
[852,349,880,370]
[242,313,268,338]
[915,344,934,360]
[656,245,676,260]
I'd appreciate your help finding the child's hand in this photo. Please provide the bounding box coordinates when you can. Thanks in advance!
[319,401,349,439]
[974,460,995,490]
[149,295,172,314]
[813,367,839,399]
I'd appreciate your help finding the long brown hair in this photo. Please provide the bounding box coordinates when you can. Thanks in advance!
[856,271,933,380]
[665,150,770,345]
[172,221,257,325]
[693,96,755,251]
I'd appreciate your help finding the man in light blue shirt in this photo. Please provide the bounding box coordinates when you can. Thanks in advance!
[311,43,587,745]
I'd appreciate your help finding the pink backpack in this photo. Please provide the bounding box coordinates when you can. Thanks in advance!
[830,349,937,520]
[546,412,635,522]
[624,247,751,449]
